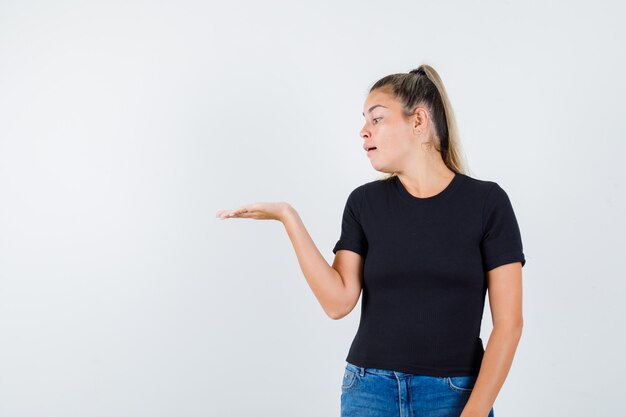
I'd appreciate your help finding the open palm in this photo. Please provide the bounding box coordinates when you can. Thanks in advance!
[215,201,291,221]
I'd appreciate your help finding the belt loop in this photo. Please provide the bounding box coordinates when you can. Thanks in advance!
[359,366,365,377]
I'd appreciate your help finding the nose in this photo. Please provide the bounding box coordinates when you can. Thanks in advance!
[359,124,369,140]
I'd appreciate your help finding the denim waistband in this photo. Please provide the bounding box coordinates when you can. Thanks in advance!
[345,361,440,379]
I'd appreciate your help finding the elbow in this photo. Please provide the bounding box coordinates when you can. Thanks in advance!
[326,302,350,320]
[327,308,346,321]
[494,319,523,338]
[513,322,523,339]
[326,311,339,320]
[328,295,359,320]
[515,318,524,334]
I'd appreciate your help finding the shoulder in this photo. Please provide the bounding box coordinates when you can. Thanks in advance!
[457,173,513,203]
[458,173,498,193]
[346,177,391,200]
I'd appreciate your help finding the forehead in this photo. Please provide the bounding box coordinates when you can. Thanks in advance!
[362,89,396,115]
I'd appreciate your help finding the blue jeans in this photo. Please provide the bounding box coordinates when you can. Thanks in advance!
[341,361,495,417]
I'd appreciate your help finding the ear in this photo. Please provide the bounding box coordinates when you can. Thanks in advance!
[412,106,429,132]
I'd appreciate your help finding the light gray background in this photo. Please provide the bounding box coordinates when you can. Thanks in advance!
[1,1,624,416]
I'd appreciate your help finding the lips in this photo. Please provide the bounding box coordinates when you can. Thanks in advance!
[366,147,377,152]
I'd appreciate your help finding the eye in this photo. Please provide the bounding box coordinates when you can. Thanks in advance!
[372,117,382,125]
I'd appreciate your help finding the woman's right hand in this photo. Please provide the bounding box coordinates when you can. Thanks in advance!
[215,201,292,222]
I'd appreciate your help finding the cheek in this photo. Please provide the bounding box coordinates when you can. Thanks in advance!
[377,124,409,153]
[385,133,409,153]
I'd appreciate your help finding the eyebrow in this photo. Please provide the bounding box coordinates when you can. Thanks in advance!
[362,104,388,117]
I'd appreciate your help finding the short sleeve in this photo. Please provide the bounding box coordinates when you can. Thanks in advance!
[332,188,368,257]
[480,183,526,272]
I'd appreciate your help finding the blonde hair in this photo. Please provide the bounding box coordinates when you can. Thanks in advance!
[367,64,471,181]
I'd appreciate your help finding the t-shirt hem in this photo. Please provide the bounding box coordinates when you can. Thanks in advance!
[332,241,366,256]
[345,355,480,377]
[483,251,526,272]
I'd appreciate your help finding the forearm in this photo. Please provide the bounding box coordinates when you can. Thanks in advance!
[280,206,345,319]
[461,324,523,417]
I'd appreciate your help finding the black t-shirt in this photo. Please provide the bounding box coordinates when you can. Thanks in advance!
[332,172,526,377]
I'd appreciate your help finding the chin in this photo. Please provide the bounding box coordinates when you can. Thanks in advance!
[371,164,392,174]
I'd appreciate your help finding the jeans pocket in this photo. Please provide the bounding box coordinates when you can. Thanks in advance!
[341,367,358,392]
[446,375,477,394]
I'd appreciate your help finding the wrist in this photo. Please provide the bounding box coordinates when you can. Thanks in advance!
[279,203,296,223]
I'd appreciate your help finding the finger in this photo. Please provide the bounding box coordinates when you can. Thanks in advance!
[216,210,233,218]
[217,210,237,219]
[222,208,249,218]
[216,208,244,218]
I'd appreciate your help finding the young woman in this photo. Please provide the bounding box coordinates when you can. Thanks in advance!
[216,64,526,417]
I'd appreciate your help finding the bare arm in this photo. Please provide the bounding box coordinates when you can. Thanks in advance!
[280,205,348,319]
[217,202,361,319]
[461,261,524,417]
